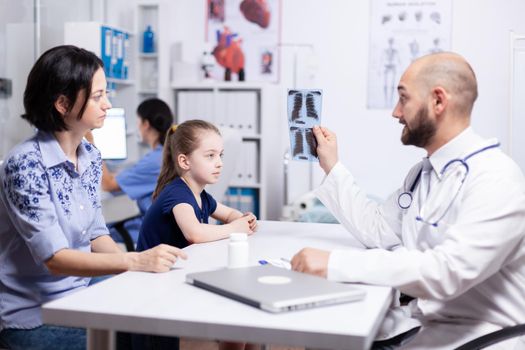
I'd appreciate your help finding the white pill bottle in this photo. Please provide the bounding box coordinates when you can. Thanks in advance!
[228,233,249,268]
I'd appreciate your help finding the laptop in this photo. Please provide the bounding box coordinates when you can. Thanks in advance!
[186,265,366,313]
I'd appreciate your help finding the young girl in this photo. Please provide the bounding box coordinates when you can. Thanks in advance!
[137,119,257,251]
[134,120,258,350]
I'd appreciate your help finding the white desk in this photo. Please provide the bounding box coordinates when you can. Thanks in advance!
[42,221,393,350]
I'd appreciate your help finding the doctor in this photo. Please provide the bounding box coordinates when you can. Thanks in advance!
[291,52,525,349]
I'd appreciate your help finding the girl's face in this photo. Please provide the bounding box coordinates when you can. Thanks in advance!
[65,67,112,133]
[185,130,224,186]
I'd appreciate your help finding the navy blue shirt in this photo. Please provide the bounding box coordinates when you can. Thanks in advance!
[136,177,217,251]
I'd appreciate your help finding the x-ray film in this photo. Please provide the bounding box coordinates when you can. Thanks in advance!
[287,89,322,161]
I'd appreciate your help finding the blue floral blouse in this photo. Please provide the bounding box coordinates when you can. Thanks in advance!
[0,131,108,330]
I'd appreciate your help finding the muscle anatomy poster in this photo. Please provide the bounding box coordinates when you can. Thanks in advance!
[367,0,452,109]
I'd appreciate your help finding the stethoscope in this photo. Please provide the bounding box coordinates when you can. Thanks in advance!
[397,142,500,210]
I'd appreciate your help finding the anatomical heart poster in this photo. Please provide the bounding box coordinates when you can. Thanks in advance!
[207,0,281,83]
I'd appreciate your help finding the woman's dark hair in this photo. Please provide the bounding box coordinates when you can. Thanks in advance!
[22,45,103,132]
[136,98,174,145]
[153,120,220,199]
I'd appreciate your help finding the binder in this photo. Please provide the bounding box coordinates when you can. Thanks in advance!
[244,141,258,185]
[235,91,258,133]
[233,147,245,183]
[100,26,113,78]
[216,91,228,128]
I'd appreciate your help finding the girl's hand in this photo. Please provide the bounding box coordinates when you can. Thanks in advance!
[243,212,258,232]
[229,215,255,235]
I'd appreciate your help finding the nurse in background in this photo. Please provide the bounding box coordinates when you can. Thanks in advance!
[86,98,173,245]
[98,98,173,213]
[0,45,186,350]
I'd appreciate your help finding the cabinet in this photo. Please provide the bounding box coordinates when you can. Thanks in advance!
[136,1,160,101]
[172,83,279,220]
[64,22,133,84]
[64,21,141,164]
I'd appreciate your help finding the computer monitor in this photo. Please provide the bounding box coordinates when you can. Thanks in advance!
[91,107,127,160]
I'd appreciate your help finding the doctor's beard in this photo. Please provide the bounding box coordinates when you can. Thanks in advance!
[401,105,436,148]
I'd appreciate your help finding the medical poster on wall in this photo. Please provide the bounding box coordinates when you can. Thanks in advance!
[367,0,452,109]
[206,0,280,83]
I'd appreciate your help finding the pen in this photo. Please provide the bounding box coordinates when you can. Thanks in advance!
[258,258,292,269]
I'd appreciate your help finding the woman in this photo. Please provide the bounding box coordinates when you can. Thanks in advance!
[86,98,173,247]
[95,98,173,214]
[0,45,186,350]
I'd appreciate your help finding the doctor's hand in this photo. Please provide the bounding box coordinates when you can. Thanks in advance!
[291,247,330,278]
[127,244,188,273]
[313,126,338,175]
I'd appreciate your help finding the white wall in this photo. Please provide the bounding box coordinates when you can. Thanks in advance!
[0,0,94,160]
[0,0,34,159]
[164,0,525,219]
[3,0,525,219]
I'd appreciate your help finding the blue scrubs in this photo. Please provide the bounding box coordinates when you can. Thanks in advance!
[115,145,162,214]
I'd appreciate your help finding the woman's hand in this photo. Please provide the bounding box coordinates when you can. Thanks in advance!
[127,244,187,273]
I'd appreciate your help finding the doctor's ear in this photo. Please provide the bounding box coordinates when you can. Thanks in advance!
[54,95,70,116]
[431,86,448,115]
[177,154,190,171]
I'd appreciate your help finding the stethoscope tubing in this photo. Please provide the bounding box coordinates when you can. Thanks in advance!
[397,142,500,210]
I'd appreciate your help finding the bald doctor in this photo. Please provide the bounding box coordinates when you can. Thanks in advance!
[291,52,525,349]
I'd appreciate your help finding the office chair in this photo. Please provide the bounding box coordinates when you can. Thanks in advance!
[454,324,525,350]
[206,126,242,203]
[111,214,142,252]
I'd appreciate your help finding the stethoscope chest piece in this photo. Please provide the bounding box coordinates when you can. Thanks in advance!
[398,192,413,209]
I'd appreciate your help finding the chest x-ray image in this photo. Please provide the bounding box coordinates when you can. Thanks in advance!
[287,89,322,161]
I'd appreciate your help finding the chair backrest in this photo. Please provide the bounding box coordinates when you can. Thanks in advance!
[454,324,525,350]
[206,126,242,204]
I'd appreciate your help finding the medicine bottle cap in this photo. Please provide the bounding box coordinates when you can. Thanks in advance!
[229,233,247,241]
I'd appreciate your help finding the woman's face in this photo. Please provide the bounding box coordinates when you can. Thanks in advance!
[136,116,148,144]
[65,67,112,133]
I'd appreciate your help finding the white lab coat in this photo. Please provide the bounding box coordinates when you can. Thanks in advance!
[315,128,525,349]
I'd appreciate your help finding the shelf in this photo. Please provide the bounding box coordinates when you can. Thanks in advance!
[171,80,271,90]
[228,183,261,189]
[139,52,158,58]
[107,78,135,85]
[138,89,157,94]
[241,135,261,140]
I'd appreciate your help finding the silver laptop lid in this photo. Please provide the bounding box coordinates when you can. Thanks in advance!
[186,265,366,313]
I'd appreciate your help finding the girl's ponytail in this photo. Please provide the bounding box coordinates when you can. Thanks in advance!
[152,125,179,199]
